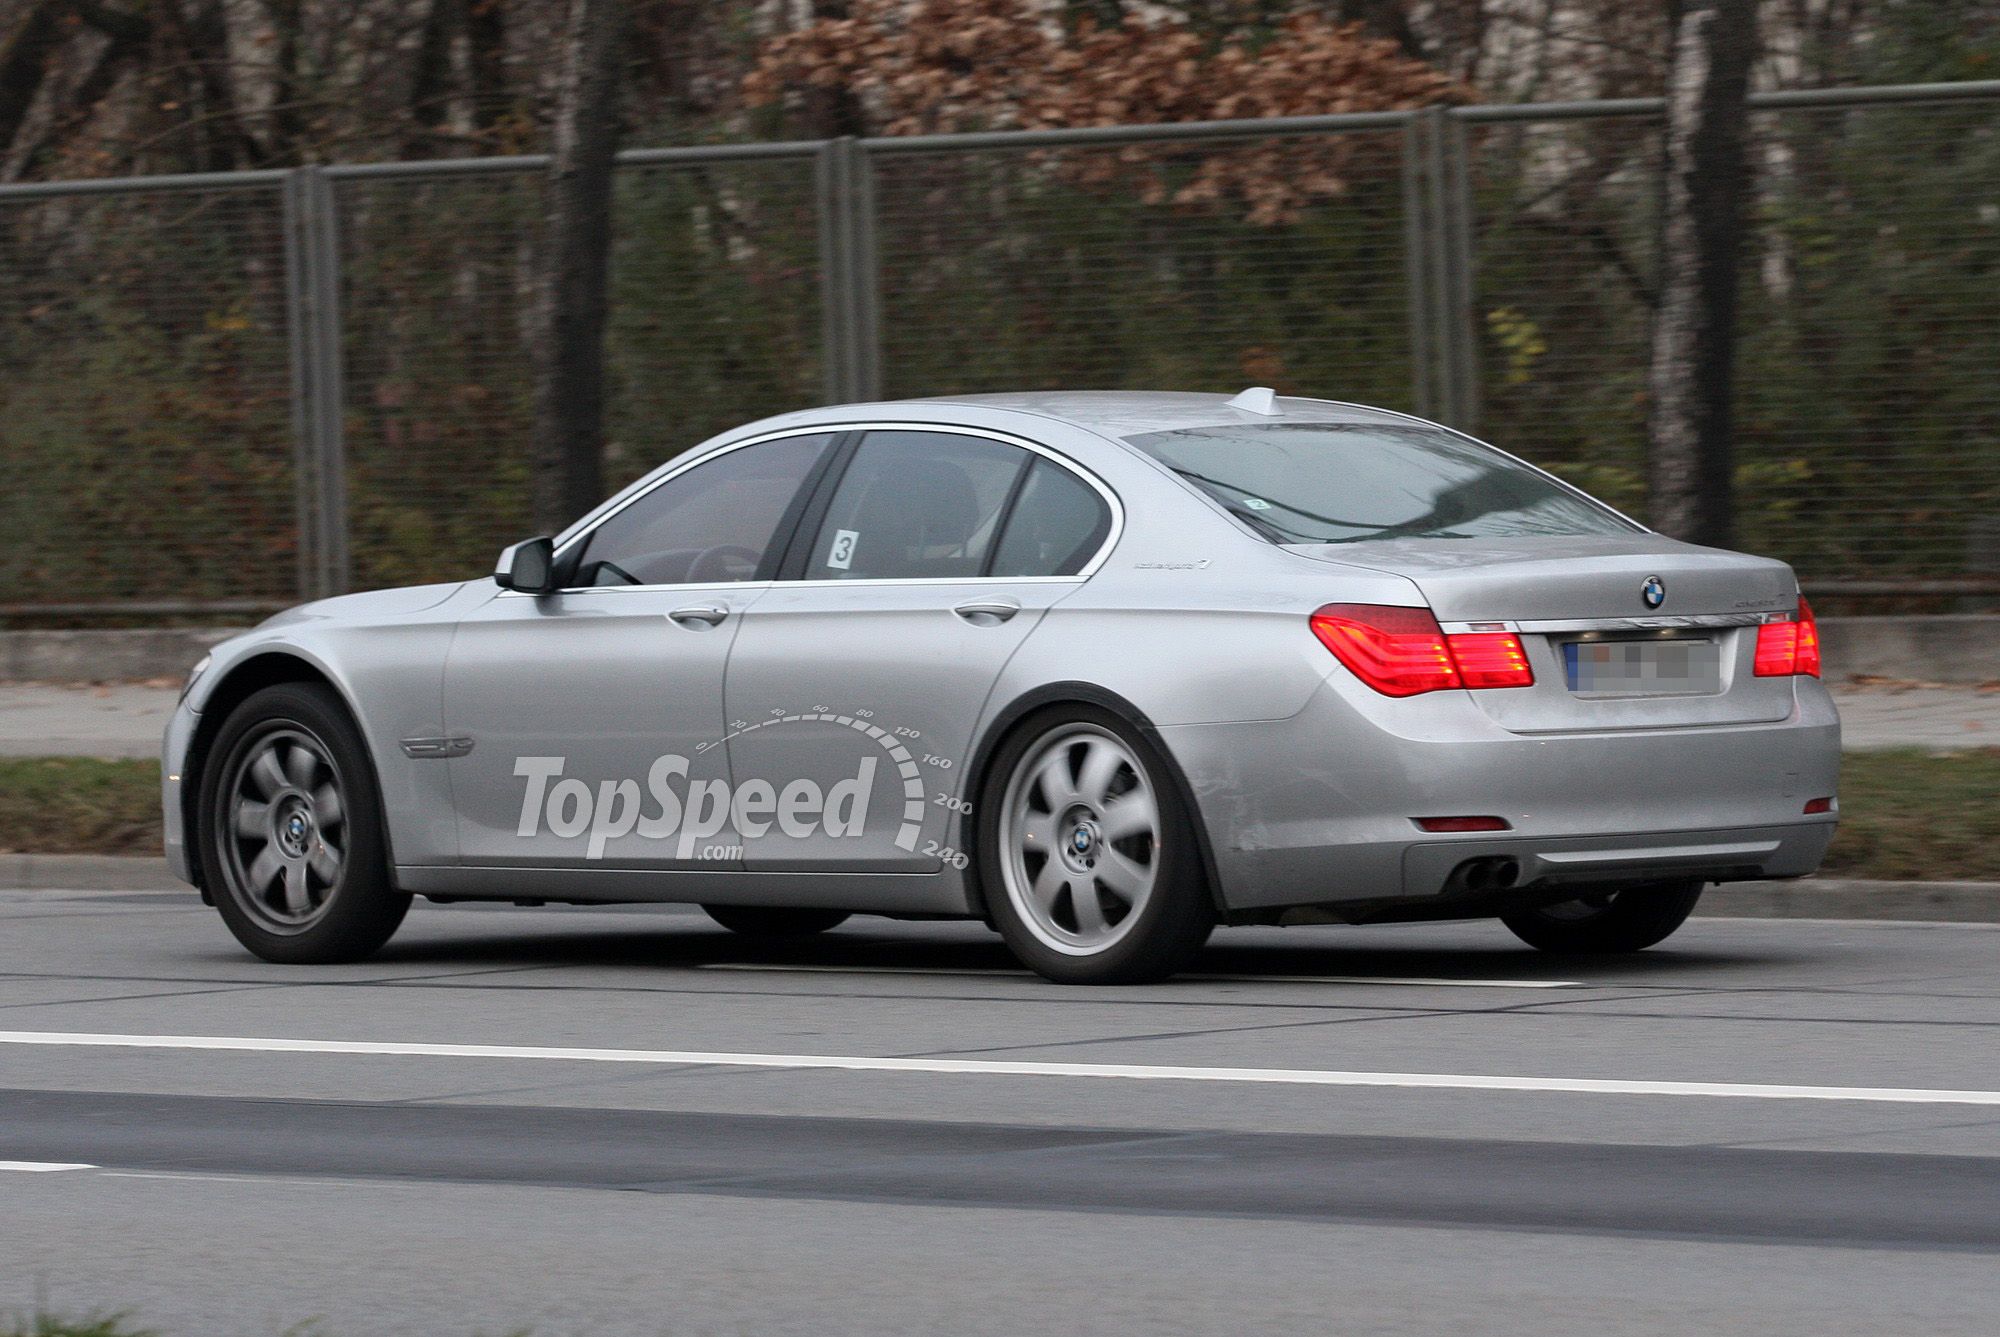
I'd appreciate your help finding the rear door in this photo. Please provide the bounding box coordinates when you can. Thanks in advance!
[724,427,1117,872]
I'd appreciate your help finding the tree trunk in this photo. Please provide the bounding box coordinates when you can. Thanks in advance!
[1647,0,1757,547]
[0,3,65,172]
[530,0,626,534]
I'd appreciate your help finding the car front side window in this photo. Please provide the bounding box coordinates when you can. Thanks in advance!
[570,433,834,588]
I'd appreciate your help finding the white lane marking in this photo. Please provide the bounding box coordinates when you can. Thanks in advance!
[0,1160,95,1172]
[1183,973,1578,990]
[700,963,1020,978]
[697,963,1579,989]
[2,1030,1997,1106]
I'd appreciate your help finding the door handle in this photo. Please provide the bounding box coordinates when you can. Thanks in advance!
[668,604,729,627]
[953,599,1021,625]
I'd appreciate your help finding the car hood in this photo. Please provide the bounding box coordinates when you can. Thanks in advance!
[256,581,472,631]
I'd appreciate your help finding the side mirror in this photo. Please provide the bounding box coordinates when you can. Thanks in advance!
[494,536,557,594]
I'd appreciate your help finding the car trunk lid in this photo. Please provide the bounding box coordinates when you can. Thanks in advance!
[1291,535,1804,732]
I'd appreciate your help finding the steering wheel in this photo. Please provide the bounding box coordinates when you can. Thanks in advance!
[687,544,761,584]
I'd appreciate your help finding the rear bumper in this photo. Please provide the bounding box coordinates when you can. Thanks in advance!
[1156,673,1841,911]
[1400,821,1834,897]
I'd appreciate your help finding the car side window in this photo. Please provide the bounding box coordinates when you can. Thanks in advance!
[803,431,1028,580]
[988,459,1112,578]
[571,433,833,588]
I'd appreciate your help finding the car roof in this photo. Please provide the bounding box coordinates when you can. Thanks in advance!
[902,390,1427,441]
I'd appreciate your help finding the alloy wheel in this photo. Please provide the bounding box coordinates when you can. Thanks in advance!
[215,725,348,933]
[998,724,1161,955]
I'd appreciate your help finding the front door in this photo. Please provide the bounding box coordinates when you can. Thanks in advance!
[441,431,837,870]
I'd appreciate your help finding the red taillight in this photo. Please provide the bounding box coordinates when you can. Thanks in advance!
[1310,604,1458,697]
[1310,604,1534,697]
[1796,596,1822,677]
[1754,596,1822,678]
[1803,796,1835,815]
[1446,633,1535,689]
[1414,816,1513,833]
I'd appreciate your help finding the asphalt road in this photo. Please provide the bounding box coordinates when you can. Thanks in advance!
[2,888,1998,1336]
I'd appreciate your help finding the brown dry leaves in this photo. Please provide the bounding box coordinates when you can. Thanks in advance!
[745,1,1466,223]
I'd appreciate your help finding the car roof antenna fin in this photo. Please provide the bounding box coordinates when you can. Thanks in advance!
[1226,386,1281,416]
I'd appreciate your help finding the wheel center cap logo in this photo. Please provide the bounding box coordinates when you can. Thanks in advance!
[1071,824,1096,855]
[1641,575,1667,609]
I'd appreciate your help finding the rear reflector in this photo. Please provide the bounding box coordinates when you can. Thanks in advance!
[1803,796,1835,815]
[1754,596,1823,678]
[1311,604,1534,697]
[1414,816,1513,833]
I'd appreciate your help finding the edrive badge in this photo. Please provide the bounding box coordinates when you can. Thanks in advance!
[1641,575,1667,609]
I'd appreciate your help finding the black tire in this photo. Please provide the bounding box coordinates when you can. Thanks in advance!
[977,704,1214,985]
[196,682,410,964]
[1500,879,1705,953]
[702,905,851,937]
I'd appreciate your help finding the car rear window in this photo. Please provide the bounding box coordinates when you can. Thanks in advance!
[1123,422,1638,545]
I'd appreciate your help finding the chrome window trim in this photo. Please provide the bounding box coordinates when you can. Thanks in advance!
[513,420,1125,597]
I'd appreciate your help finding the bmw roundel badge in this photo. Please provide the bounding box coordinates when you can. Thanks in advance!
[1641,575,1667,609]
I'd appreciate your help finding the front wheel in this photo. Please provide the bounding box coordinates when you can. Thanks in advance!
[197,682,410,964]
[980,706,1214,984]
[1500,879,1705,953]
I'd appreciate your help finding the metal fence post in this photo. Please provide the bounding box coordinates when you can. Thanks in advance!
[1437,111,1481,435]
[300,164,352,592]
[814,141,853,403]
[283,165,350,598]
[280,170,321,603]
[847,141,883,402]
[1416,107,1481,434]
[1400,113,1436,420]
[815,137,883,404]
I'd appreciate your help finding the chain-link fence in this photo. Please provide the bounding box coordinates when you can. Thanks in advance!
[2,81,1996,616]
[0,174,300,612]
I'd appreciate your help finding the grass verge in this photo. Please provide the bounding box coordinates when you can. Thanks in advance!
[1817,747,2000,882]
[0,1316,154,1337]
[0,757,161,856]
[1,750,1996,881]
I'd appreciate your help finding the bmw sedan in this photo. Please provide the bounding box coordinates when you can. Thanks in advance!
[164,389,1840,984]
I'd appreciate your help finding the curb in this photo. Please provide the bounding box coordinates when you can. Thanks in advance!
[1,853,178,891]
[2,855,1996,923]
[1696,877,2000,923]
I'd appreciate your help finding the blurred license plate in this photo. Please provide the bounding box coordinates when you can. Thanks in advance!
[1563,638,1720,696]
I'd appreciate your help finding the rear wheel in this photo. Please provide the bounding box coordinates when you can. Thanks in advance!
[1500,879,1705,953]
[981,706,1214,984]
[197,682,410,964]
[702,905,851,937]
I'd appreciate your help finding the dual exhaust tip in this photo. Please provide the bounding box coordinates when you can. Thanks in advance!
[1446,856,1521,896]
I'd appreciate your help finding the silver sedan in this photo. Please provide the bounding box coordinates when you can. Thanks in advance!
[163,390,1839,983]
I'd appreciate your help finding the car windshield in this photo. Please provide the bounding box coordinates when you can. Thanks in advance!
[1124,422,1638,545]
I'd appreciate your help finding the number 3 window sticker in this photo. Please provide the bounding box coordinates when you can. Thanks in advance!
[827,528,859,571]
